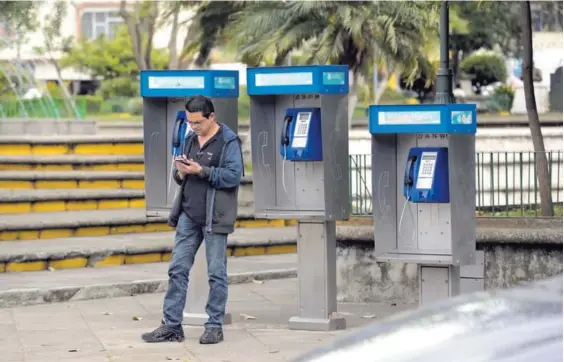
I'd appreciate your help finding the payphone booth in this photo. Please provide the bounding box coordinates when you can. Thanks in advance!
[140,69,239,325]
[369,104,478,305]
[246,65,350,331]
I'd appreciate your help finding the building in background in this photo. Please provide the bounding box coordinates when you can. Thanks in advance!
[0,0,194,95]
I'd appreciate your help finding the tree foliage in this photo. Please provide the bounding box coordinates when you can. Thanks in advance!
[231,1,439,81]
[450,1,522,56]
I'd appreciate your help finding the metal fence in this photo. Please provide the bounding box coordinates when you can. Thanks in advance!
[349,151,563,217]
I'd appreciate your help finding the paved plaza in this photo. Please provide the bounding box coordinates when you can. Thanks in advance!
[1,278,415,362]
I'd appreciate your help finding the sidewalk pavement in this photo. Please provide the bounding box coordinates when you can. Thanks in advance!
[1,278,416,362]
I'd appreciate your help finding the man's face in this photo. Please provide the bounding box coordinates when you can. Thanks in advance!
[186,111,215,136]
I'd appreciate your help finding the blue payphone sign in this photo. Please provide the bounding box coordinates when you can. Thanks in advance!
[246,65,349,95]
[140,70,239,98]
[279,107,322,161]
[368,104,477,134]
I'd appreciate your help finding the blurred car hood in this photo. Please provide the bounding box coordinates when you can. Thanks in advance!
[294,275,563,362]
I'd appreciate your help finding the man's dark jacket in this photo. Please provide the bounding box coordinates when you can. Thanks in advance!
[168,123,244,234]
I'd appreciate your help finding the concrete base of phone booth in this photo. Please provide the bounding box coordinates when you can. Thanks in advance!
[140,70,239,326]
[288,221,346,331]
[183,243,233,326]
[246,65,351,331]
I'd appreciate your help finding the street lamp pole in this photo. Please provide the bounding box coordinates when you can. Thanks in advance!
[434,1,455,104]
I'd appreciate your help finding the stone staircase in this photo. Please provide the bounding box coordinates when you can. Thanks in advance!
[0,135,263,242]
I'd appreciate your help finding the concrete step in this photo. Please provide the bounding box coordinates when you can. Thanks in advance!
[0,207,296,241]
[0,155,144,172]
[0,188,146,214]
[0,170,144,189]
[0,227,300,273]
[0,135,143,156]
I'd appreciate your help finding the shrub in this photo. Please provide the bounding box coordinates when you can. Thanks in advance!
[81,95,103,114]
[100,97,130,113]
[486,84,515,113]
[127,98,143,116]
[460,53,508,93]
[96,77,139,99]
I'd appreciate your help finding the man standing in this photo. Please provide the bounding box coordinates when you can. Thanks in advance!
[142,95,243,344]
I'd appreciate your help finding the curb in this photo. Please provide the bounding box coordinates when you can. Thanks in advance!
[0,268,298,308]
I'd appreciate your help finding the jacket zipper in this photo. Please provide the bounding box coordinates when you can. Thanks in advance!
[206,138,233,232]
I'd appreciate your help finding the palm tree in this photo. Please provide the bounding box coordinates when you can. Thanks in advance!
[231,1,440,127]
[181,1,249,68]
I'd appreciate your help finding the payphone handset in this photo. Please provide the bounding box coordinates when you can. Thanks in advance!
[170,110,192,196]
[171,110,188,157]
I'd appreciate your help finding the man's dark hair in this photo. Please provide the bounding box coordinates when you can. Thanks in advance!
[185,95,215,118]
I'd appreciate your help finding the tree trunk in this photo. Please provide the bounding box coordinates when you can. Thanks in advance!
[520,1,554,216]
[347,71,359,130]
[120,1,147,70]
[143,2,158,70]
[167,3,181,69]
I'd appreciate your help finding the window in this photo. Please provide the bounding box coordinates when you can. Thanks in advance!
[80,10,123,40]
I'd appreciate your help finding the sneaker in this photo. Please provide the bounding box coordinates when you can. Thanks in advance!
[142,324,185,343]
[199,327,224,344]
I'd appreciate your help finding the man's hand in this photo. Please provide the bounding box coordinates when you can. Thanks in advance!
[174,155,202,178]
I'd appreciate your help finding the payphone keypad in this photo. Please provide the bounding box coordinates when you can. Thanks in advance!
[294,112,311,138]
[297,123,308,137]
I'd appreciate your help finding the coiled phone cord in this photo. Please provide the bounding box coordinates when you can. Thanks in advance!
[282,145,288,194]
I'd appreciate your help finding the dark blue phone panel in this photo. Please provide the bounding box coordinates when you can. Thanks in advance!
[279,108,323,161]
[403,147,450,203]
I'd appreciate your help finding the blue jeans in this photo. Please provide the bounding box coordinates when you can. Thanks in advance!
[163,212,228,329]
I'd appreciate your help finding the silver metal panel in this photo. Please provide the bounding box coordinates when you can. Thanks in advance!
[460,278,485,294]
[371,134,398,255]
[293,95,324,213]
[274,95,298,210]
[294,162,324,210]
[321,94,350,220]
[416,135,452,253]
[396,134,418,250]
[449,134,477,266]
[296,221,337,318]
[143,98,168,212]
[420,265,460,306]
[249,95,278,215]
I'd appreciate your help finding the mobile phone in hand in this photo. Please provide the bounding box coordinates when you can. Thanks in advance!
[175,157,191,165]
